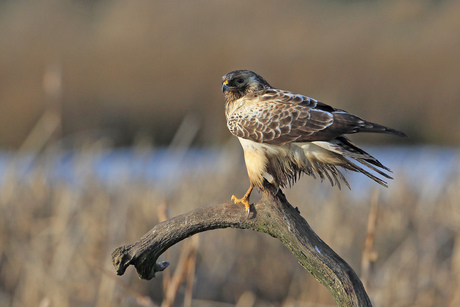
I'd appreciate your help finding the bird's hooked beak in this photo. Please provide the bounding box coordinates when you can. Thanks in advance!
[222,79,230,93]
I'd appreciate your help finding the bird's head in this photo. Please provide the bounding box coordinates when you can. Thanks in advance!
[221,70,271,102]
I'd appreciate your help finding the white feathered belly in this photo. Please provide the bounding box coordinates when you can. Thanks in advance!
[238,137,342,188]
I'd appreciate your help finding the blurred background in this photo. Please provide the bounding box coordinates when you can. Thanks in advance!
[0,0,459,306]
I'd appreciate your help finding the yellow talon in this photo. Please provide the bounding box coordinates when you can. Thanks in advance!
[231,194,251,213]
[231,184,254,216]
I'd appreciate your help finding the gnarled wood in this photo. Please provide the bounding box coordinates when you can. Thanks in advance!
[112,183,371,306]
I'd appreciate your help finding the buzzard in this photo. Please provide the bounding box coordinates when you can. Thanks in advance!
[222,69,406,214]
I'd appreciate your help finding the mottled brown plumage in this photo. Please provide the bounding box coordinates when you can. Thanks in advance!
[222,69,406,213]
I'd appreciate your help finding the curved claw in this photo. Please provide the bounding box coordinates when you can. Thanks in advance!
[231,184,254,217]
[231,194,251,214]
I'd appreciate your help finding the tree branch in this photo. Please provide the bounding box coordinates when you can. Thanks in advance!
[112,183,372,306]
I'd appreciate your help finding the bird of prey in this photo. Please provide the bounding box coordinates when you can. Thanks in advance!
[221,69,406,214]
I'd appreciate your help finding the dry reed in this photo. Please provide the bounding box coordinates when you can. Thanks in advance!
[0,139,458,306]
[1,0,459,148]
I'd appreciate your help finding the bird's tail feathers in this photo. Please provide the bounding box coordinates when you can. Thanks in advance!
[311,136,393,187]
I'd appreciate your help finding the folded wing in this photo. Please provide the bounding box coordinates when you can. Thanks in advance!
[226,88,406,145]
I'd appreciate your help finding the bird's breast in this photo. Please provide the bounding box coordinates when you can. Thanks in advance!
[238,137,290,157]
[225,98,246,119]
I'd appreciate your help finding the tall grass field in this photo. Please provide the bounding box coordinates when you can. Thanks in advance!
[1,142,458,306]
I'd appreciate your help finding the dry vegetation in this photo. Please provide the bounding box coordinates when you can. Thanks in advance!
[0,0,459,148]
[0,138,459,306]
[1,1,460,306]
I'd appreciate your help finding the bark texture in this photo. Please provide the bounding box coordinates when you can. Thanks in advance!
[112,183,371,306]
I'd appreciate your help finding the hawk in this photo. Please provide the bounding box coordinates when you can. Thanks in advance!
[221,69,406,214]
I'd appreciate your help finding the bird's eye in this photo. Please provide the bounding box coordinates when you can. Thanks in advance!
[236,78,244,85]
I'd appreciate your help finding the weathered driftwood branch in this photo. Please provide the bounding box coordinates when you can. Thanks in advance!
[112,183,371,306]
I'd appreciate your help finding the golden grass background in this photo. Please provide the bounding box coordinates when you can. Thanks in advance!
[1,0,460,306]
[1,0,459,147]
[1,141,459,306]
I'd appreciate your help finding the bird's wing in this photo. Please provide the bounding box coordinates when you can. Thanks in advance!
[227,89,342,145]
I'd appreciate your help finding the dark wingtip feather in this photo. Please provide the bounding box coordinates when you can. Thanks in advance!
[359,121,408,138]
[385,127,408,137]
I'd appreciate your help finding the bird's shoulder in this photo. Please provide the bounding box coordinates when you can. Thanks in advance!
[244,88,336,113]
[226,88,339,143]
